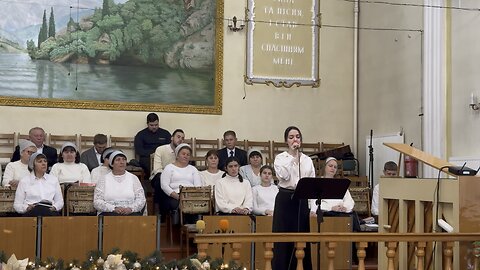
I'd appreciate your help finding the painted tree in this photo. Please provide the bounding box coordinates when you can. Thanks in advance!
[102,0,110,18]
[37,9,48,48]
[48,7,56,38]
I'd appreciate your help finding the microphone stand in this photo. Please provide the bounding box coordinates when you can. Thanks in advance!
[368,130,374,189]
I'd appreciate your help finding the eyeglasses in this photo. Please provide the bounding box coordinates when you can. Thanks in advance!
[26,151,36,155]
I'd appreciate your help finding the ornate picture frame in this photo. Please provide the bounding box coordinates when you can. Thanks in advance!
[0,0,223,114]
[245,0,320,87]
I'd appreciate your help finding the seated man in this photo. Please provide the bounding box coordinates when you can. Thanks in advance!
[134,113,171,177]
[150,129,185,217]
[371,161,398,217]
[217,130,248,170]
[80,134,108,171]
[11,127,57,171]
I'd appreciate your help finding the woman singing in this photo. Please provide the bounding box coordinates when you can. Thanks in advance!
[272,126,315,270]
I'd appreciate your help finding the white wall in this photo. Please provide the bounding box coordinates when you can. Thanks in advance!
[450,0,480,160]
[357,0,423,175]
[0,0,355,148]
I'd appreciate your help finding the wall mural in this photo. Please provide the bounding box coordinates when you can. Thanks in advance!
[0,0,223,114]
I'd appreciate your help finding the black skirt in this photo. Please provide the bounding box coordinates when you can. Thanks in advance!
[272,187,312,270]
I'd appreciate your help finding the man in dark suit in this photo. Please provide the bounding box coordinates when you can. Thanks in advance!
[217,130,248,170]
[11,127,57,171]
[80,133,108,171]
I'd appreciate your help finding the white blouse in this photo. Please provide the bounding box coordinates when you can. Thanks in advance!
[215,175,253,213]
[13,173,64,213]
[239,165,261,187]
[93,171,146,213]
[2,160,29,186]
[50,162,91,184]
[274,151,316,190]
[199,170,224,187]
[161,163,202,196]
[90,166,111,185]
[252,184,279,215]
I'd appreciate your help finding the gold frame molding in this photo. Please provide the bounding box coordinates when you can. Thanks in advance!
[0,0,224,115]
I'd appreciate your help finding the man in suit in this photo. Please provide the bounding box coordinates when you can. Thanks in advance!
[217,130,248,170]
[11,127,57,171]
[80,133,108,171]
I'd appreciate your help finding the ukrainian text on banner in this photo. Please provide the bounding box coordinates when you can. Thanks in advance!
[246,0,320,87]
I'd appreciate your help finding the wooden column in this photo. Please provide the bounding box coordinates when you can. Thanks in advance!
[325,241,337,270]
[415,241,426,270]
[264,242,273,270]
[386,241,397,270]
[295,242,306,270]
[356,241,368,270]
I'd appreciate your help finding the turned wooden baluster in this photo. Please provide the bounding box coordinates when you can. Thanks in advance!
[264,242,274,270]
[197,243,209,260]
[325,241,337,270]
[473,241,480,270]
[385,241,398,270]
[295,242,306,270]
[443,241,454,270]
[356,241,368,270]
[415,241,426,270]
[231,242,242,264]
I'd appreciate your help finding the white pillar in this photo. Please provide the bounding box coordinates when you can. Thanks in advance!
[422,0,447,178]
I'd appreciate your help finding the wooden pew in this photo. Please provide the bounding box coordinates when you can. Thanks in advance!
[0,217,37,259]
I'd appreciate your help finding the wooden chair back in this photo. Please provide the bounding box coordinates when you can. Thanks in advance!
[272,141,288,159]
[192,138,220,160]
[78,134,96,153]
[349,187,371,215]
[0,187,16,213]
[0,133,15,166]
[300,142,321,157]
[48,134,79,153]
[321,142,345,152]
[179,186,212,226]
[66,185,96,215]
[109,136,135,160]
[245,140,272,164]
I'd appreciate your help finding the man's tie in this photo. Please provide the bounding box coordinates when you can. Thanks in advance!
[229,150,234,157]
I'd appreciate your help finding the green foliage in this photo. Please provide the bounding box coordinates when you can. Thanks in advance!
[48,7,56,38]
[102,0,110,18]
[97,14,124,32]
[32,0,204,67]
[26,39,37,55]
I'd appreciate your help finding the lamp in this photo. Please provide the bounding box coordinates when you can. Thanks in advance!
[470,93,480,110]
[228,16,245,32]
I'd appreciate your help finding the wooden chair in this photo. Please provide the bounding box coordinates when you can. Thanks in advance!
[48,133,79,153]
[0,187,16,214]
[272,141,288,158]
[321,142,345,152]
[109,136,135,160]
[245,140,272,164]
[66,185,96,216]
[192,138,220,160]
[179,186,212,257]
[78,134,96,153]
[349,187,371,216]
[0,133,16,170]
[300,142,321,157]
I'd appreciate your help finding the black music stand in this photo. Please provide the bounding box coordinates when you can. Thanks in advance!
[293,177,351,270]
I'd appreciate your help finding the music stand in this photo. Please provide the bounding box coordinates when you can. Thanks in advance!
[293,177,351,270]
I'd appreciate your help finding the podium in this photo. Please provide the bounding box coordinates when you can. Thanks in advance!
[378,143,480,270]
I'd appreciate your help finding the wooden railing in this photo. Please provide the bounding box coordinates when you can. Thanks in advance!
[195,232,480,270]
